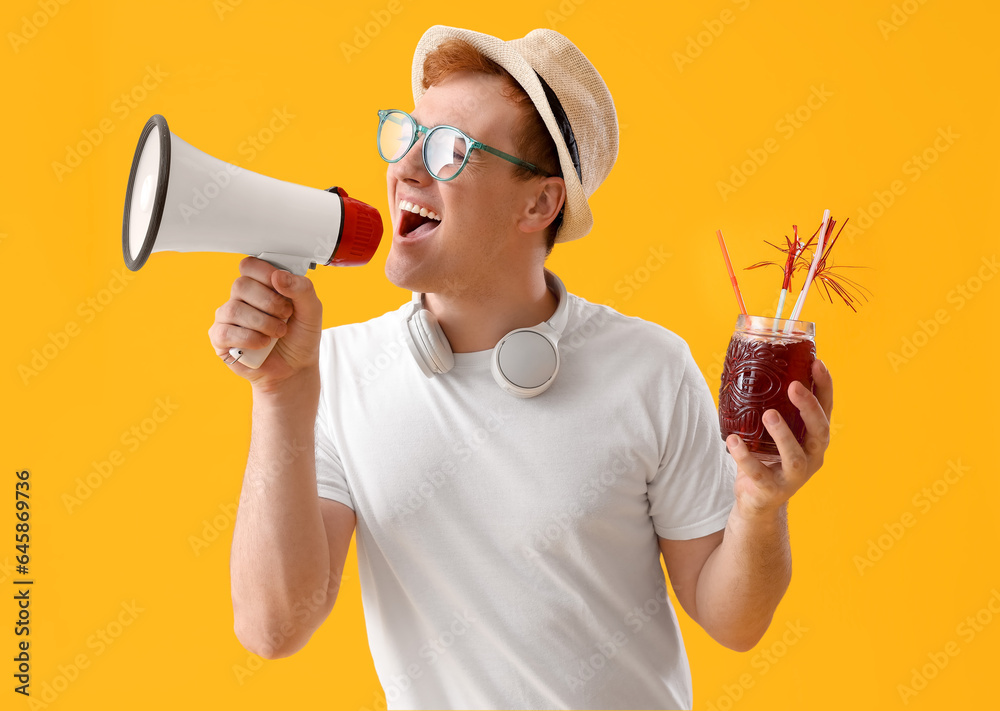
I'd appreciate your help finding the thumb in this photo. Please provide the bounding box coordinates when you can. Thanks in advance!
[270,270,322,330]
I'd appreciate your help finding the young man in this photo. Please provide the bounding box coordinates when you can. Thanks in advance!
[209,26,834,710]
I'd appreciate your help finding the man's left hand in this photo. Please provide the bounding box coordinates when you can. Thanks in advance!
[725,359,834,519]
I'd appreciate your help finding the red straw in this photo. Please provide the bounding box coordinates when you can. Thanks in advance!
[716,229,748,315]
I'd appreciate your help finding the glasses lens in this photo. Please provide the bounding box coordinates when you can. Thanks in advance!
[378,111,413,162]
[424,128,469,180]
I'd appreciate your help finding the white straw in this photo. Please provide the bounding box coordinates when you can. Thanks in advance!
[788,209,830,323]
[775,288,787,320]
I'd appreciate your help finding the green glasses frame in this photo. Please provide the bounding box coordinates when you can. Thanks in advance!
[376,109,547,181]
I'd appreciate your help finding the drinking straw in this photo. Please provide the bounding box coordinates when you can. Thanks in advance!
[774,225,801,320]
[787,209,830,323]
[716,229,747,315]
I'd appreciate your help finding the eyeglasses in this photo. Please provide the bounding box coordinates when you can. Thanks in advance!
[376,109,547,181]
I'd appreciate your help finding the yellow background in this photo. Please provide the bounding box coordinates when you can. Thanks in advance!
[3,0,997,709]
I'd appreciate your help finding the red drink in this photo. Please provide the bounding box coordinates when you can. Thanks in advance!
[718,315,816,464]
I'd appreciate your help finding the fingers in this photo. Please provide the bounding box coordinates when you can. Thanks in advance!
[208,257,291,357]
[215,300,288,339]
[208,320,272,355]
[789,364,832,464]
[230,276,293,320]
[811,359,834,420]
[726,434,775,483]
[761,409,811,485]
[269,269,323,332]
[729,361,835,515]
[726,433,786,516]
[208,257,323,375]
[238,255,282,284]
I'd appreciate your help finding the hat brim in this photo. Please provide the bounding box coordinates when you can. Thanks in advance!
[411,25,592,244]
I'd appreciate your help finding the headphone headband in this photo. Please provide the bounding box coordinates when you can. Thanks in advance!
[403,269,569,397]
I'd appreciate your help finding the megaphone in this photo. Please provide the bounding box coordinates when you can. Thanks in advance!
[122,114,383,369]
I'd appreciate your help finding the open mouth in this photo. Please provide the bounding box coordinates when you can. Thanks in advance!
[398,199,441,240]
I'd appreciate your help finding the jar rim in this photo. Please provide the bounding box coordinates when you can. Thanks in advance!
[734,314,816,338]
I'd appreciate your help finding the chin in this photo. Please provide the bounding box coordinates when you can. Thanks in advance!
[384,249,428,293]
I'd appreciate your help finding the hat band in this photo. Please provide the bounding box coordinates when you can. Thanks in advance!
[534,72,582,183]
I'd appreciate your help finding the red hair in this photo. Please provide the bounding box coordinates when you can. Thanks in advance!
[422,39,562,251]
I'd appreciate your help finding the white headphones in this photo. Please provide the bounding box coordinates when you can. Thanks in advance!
[403,269,570,398]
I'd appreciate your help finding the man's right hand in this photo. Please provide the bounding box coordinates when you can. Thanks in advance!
[208,256,323,391]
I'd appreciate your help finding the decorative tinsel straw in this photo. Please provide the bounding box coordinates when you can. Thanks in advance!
[788,209,830,322]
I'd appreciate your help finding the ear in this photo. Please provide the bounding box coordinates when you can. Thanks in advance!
[517,177,566,235]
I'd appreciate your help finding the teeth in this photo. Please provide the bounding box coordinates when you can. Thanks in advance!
[398,199,441,221]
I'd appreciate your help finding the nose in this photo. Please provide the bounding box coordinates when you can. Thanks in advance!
[389,133,432,186]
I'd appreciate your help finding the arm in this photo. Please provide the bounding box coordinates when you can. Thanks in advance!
[659,359,833,652]
[209,257,355,659]
[231,377,356,659]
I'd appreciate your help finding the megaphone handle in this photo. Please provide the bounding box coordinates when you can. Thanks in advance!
[228,334,280,370]
[227,254,312,369]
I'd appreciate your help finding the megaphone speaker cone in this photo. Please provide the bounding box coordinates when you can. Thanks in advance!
[123,114,171,271]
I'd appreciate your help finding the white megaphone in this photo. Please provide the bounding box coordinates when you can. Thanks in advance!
[122,114,383,369]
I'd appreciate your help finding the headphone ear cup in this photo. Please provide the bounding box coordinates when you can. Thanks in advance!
[406,308,455,376]
[491,328,560,398]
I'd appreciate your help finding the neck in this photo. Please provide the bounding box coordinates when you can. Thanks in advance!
[423,269,558,353]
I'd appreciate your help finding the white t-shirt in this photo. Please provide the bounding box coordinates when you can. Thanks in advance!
[315,288,736,710]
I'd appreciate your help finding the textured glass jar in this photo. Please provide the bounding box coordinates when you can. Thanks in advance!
[718,315,817,465]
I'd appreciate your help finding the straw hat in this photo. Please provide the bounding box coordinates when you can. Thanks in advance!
[411,25,619,244]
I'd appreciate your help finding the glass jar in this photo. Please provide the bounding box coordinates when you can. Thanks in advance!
[718,315,816,465]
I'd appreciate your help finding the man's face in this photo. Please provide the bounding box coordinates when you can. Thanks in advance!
[384,71,537,297]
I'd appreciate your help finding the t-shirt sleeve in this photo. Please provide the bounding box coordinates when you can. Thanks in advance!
[315,382,356,511]
[648,347,736,540]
